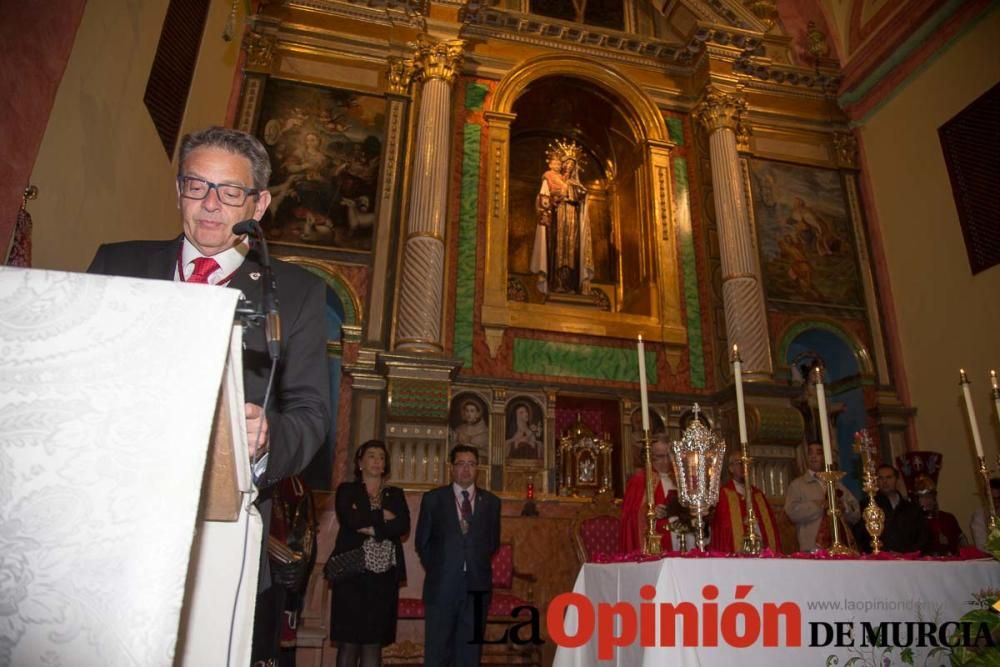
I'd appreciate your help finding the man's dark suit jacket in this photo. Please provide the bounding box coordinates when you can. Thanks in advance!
[415,485,501,604]
[857,493,931,554]
[88,235,332,587]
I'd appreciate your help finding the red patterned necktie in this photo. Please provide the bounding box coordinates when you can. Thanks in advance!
[461,490,472,534]
[461,490,472,519]
[187,257,219,284]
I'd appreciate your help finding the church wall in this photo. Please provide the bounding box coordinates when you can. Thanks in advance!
[859,6,1000,525]
[29,0,245,272]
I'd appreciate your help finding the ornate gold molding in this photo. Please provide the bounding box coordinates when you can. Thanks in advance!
[736,120,753,153]
[236,76,264,133]
[490,54,668,143]
[244,32,276,70]
[745,0,778,30]
[387,57,419,96]
[693,86,750,137]
[806,20,831,62]
[483,327,505,360]
[411,37,465,85]
[833,131,858,170]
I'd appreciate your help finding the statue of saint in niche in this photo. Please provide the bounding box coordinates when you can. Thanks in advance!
[530,140,594,295]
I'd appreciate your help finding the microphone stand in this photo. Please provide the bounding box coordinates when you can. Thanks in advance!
[231,219,281,485]
[233,219,281,363]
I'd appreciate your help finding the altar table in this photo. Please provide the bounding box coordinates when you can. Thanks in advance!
[552,557,1000,666]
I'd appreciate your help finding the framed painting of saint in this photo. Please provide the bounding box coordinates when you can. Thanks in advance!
[449,392,489,462]
[254,78,386,252]
[504,398,544,461]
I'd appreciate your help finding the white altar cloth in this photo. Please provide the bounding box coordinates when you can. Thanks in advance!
[552,557,1000,666]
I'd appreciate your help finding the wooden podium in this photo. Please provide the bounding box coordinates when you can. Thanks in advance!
[0,267,261,666]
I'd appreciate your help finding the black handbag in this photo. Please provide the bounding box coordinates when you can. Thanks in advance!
[323,547,366,584]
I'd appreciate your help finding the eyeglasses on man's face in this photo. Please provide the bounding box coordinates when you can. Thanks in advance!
[177,176,261,207]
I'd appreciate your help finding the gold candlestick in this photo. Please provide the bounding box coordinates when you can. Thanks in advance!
[978,456,1000,534]
[731,345,760,555]
[641,429,662,555]
[816,466,857,556]
[853,431,884,554]
[739,446,762,555]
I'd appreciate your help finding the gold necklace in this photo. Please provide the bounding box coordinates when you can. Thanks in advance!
[365,479,383,509]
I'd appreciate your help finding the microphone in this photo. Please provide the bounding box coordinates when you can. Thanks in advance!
[232,219,255,236]
[235,219,281,362]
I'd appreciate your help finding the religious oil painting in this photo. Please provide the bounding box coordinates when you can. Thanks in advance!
[749,160,864,309]
[254,78,385,252]
[449,392,490,462]
[504,398,545,461]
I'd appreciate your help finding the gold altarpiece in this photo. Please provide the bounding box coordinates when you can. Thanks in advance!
[480,55,686,354]
[559,416,614,498]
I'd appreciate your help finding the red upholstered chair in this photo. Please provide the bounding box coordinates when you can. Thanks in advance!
[488,543,534,616]
[484,543,540,665]
[387,543,540,665]
[572,494,621,563]
[396,597,425,620]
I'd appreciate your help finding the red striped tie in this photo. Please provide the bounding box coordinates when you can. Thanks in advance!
[187,257,219,284]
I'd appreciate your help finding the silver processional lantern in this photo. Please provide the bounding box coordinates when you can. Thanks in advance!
[671,404,726,551]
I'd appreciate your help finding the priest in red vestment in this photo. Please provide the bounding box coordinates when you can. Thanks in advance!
[710,452,782,553]
[620,438,694,553]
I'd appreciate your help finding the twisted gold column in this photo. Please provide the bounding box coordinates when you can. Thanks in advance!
[395,39,464,353]
[693,86,772,376]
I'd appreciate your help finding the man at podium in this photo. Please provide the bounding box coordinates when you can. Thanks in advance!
[87,126,331,665]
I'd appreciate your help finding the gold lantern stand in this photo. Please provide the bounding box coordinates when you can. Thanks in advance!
[670,404,726,552]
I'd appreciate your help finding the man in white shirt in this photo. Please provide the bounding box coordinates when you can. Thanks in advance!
[784,442,860,551]
[87,126,332,664]
[415,445,502,666]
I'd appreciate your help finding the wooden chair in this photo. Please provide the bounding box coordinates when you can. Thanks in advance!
[571,493,622,563]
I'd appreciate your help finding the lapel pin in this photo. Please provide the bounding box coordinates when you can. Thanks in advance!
[250,272,261,281]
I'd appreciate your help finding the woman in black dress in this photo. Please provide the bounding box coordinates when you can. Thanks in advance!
[330,440,409,666]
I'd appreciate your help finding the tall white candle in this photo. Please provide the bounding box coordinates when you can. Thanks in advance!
[733,344,748,445]
[814,367,834,466]
[637,335,650,432]
[960,369,985,459]
[992,370,1000,431]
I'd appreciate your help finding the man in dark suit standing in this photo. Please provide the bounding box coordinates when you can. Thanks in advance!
[856,465,930,554]
[416,445,501,666]
[87,126,331,665]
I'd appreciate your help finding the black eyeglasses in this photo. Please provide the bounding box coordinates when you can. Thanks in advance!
[178,176,260,206]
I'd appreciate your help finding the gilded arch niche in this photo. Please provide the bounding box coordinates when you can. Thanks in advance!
[481,55,685,347]
[774,317,875,381]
